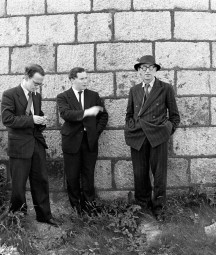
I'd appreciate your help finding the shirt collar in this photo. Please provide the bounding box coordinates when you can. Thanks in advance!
[21,81,30,97]
[142,77,155,88]
[71,87,84,94]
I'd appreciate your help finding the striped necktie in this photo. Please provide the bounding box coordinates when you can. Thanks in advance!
[78,91,82,108]
[144,84,150,102]
[26,92,33,116]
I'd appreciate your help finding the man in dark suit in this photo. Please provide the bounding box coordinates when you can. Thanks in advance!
[125,55,180,219]
[57,67,108,214]
[1,64,57,226]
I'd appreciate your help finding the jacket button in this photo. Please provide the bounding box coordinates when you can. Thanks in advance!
[153,116,155,118]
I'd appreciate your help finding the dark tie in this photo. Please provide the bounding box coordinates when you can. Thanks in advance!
[144,84,150,103]
[78,91,82,108]
[26,92,33,116]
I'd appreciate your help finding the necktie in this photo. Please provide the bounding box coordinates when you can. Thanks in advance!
[78,91,82,108]
[144,84,150,102]
[26,92,33,116]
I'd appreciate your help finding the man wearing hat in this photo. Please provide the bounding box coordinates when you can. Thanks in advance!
[124,55,180,219]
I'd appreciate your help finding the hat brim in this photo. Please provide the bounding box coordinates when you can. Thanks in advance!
[134,63,161,71]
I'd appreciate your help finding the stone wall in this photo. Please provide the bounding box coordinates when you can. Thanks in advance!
[0,0,216,201]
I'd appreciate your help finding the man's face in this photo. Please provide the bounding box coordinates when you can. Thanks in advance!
[72,71,88,91]
[138,64,157,83]
[25,72,44,92]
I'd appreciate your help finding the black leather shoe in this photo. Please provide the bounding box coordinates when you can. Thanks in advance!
[37,218,59,227]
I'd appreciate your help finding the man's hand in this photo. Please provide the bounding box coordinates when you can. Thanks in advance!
[84,106,103,118]
[33,115,47,125]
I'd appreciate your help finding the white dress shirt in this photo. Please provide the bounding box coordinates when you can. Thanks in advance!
[72,87,84,109]
[142,77,155,94]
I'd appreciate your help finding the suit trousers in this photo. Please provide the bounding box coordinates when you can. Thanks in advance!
[131,138,168,209]
[9,139,52,221]
[63,132,98,209]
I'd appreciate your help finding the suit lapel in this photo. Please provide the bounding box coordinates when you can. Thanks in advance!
[16,85,28,108]
[135,83,144,107]
[67,87,82,110]
[32,93,40,115]
[139,78,163,116]
[83,89,90,110]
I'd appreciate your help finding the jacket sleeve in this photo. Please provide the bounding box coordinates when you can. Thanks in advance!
[57,93,84,122]
[1,90,34,129]
[95,93,108,135]
[125,88,135,128]
[166,85,180,134]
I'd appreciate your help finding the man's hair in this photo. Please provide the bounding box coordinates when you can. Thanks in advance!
[68,67,85,80]
[25,64,45,78]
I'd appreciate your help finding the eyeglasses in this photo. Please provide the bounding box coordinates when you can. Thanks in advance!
[139,65,156,72]
[32,80,44,87]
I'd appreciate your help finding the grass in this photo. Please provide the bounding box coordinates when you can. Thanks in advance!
[0,188,216,254]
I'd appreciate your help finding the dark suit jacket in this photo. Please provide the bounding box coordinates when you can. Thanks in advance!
[1,85,48,158]
[57,88,108,154]
[125,78,180,150]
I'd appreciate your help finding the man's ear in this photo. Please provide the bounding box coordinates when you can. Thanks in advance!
[24,74,29,81]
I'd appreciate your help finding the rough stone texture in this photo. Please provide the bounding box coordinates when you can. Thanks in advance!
[210,97,216,125]
[88,73,114,97]
[41,101,57,128]
[0,1,5,16]
[11,45,55,73]
[43,130,62,159]
[175,12,216,40]
[114,161,134,189]
[42,74,71,99]
[133,0,209,10]
[46,160,64,191]
[173,127,216,156]
[210,71,216,94]
[212,43,216,68]
[47,0,91,13]
[116,71,174,97]
[42,73,114,99]
[96,43,152,71]
[78,13,112,42]
[0,48,9,74]
[29,15,75,44]
[176,97,209,126]
[116,71,141,97]
[97,190,129,201]
[212,0,216,10]
[156,42,210,68]
[104,99,127,127]
[0,131,8,160]
[0,75,22,99]
[93,0,131,10]
[167,158,189,187]
[7,0,44,15]
[0,17,26,46]
[98,130,130,157]
[115,12,171,41]
[191,158,216,184]
[95,160,112,189]
[177,71,210,95]
[58,44,94,72]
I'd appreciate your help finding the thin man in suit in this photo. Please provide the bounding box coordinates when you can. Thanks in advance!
[57,67,108,214]
[1,64,58,227]
[125,55,180,219]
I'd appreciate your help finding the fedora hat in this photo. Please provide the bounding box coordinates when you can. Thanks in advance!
[134,55,161,71]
